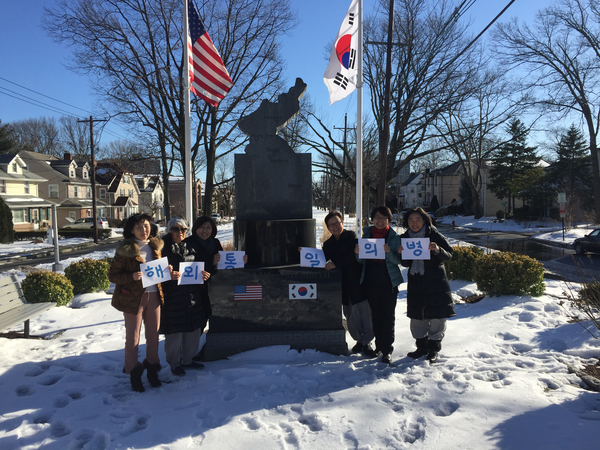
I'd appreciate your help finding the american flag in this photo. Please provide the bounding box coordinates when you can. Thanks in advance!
[187,1,232,106]
[234,285,262,301]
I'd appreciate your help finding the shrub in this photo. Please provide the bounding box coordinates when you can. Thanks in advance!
[549,207,560,221]
[64,258,110,294]
[473,252,545,297]
[445,245,485,281]
[0,196,14,244]
[496,210,505,220]
[21,271,74,306]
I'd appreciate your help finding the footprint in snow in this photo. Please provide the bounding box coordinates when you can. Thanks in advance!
[24,365,48,377]
[241,416,262,431]
[222,390,237,401]
[434,401,460,417]
[53,395,71,408]
[401,415,426,444]
[15,385,35,397]
[50,420,71,438]
[69,429,111,450]
[38,374,64,386]
[298,413,325,432]
[120,414,151,437]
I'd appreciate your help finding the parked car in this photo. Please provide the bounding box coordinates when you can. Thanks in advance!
[572,229,600,255]
[62,217,109,229]
[211,213,222,224]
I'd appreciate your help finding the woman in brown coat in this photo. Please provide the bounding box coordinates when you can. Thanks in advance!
[109,213,166,392]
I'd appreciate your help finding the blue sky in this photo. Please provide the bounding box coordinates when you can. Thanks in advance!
[0,0,547,151]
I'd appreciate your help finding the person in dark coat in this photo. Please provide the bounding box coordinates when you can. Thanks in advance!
[186,216,223,343]
[398,207,455,363]
[160,218,209,376]
[322,211,375,356]
[355,206,403,365]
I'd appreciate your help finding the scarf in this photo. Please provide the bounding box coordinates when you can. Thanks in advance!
[371,225,389,239]
[408,226,427,275]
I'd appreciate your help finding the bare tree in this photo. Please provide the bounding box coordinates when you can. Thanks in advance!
[493,0,600,222]
[10,117,63,157]
[59,116,94,161]
[43,0,296,220]
[364,0,481,205]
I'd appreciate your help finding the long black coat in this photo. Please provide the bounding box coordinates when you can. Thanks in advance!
[185,234,223,321]
[400,226,456,320]
[159,234,206,335]
[322,229,364,306]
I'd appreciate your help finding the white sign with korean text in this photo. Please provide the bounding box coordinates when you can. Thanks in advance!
[358,238,385,259]
[217,251,245,269]
[141,256,170,288]
[300,247,327,268]
[178,262,205,285]
[401,238,430,260]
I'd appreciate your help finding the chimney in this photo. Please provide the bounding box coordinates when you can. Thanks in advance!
[64,153,73,161]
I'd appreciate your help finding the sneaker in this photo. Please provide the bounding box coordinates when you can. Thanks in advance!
[182,361,205,370]
[362,343,381,358]
[171,366,186,376]
[381,353,393,364]
[351,342,364,354]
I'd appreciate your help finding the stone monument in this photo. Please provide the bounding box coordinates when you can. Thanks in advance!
[202,79,347,360]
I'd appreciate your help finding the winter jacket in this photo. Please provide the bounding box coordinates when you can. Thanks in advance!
[109,237,165,315]
[185,234,223,320]
[159,234,207,335]
[400,225,455,320]
[322,229,365,306]
[357,226,404,288]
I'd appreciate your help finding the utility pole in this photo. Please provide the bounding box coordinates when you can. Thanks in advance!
[366,0,411,206]
[78,116,107,244]
[334,114,355,220]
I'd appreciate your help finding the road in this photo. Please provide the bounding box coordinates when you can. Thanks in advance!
[0,238,121,273]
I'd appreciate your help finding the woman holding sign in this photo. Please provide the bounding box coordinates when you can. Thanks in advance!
[355,206,403,364]
[398,207,454,363]
[160,218,210,376]
[109,213,165,392]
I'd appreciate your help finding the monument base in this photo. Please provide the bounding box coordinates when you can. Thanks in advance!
[204,265,347,361]
[203,330,347,361]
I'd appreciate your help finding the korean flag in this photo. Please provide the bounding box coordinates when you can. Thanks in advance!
[289,284,317,299]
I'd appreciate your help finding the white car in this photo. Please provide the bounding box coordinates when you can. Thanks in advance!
[211,213,222,224]
[63,217,109,229]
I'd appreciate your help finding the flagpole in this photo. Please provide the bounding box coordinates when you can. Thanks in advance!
[183,0,193,227]
[356,0,363,232]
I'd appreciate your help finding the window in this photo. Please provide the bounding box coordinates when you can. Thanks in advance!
[99,188,106,199]
[128,189,133,198]
[70,169,75,177]
[0,180,5,194]
[124,175,129,184]
[83,170,88,179]
[86,186,92,198]
[86,210,92,217]
[12,163,17,173]
[12,209,24,223]
[49,184,59,198]
[120,188,125,196]
[69,211,76,220]
[24,181,30,194]
[73,186,79,197]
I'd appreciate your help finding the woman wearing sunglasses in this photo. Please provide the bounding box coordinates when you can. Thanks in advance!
[160,218,210,376]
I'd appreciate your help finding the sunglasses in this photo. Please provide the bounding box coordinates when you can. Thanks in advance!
[171,227,187,233]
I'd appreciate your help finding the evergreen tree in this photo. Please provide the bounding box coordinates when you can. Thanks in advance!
[548,124,593,223]
[488,119,539,213]
[0,121,17,154]
[0,197,14,244]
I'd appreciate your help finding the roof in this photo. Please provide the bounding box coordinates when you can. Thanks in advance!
[0,194,57,208]
[401,173,422,186]
[112,196,134,207]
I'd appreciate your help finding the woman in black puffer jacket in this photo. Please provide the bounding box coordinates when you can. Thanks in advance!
[160,218,209,376]
[398,207,455,363]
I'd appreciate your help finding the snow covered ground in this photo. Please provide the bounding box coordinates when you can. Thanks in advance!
[0,211,599,449]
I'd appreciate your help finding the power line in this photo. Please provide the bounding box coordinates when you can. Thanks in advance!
[0,75,92,115]
[0,88,75,117]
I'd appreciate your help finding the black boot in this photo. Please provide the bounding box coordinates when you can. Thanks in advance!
[129,362,145,393]
[427,340,442,363]
[407,337,429,359]
[143,359,162,388]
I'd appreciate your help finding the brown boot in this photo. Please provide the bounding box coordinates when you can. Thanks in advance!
[143,359,162,388]
[129,363,145,392]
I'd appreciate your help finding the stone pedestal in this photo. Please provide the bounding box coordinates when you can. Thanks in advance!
[203,266,347,361]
